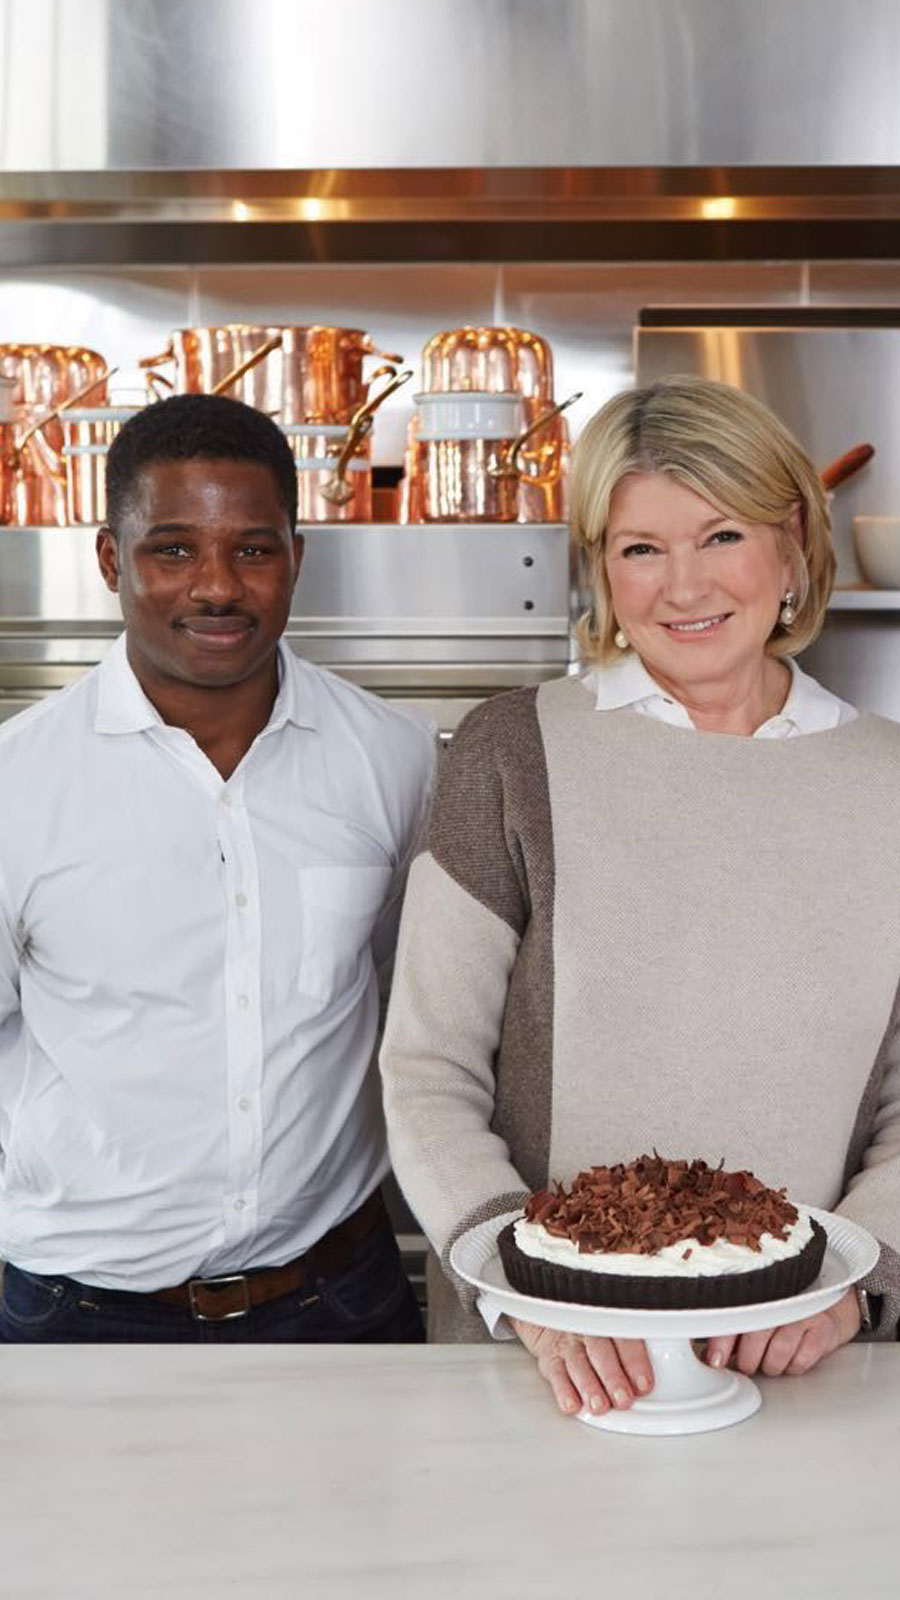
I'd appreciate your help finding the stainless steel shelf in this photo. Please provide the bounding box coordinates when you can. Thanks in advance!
[829,589,900,610]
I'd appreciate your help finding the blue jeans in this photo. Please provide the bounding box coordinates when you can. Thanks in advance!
[0,1220,424,1344]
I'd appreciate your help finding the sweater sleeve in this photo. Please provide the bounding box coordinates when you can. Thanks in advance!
[379,695,541,1300]
[837,976,900,1340]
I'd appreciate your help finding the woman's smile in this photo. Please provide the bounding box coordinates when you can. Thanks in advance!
[659,613,732,637]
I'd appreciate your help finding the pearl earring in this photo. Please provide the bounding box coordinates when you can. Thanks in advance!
[614,628,628,650]
[779,591,797,627]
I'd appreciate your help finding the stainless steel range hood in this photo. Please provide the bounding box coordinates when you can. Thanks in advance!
[3,0,900,263]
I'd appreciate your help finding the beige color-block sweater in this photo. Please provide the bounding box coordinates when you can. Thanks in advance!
[380,675,900,1342]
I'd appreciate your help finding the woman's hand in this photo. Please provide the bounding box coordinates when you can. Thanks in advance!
[510,1317,654,1416]
[704,1287,861,1378]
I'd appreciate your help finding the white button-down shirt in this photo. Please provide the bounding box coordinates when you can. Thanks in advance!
[583,651,857,734]
[0,636,435,1290]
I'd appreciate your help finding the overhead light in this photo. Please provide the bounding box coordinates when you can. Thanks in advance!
[701,197,738,221]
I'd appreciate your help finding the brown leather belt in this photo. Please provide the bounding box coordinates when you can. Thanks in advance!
[144,1189,386,1323]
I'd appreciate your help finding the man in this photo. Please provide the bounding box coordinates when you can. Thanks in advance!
[0,393,435,1342]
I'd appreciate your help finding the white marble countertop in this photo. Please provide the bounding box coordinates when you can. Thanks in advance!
[1,1343,898,1599]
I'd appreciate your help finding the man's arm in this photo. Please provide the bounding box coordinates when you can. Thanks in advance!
[0,864,21,1010]
[371,724,438,1020]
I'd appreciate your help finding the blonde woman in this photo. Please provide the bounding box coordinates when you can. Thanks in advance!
[381,376,900,1416]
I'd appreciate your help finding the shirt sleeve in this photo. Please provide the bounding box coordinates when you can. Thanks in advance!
[0,863,22,1027]
[837,977,900,1340]
[371,722,439,1017]
[476,1291,516,1341]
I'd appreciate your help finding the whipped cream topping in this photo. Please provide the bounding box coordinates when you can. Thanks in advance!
[514,1206,815,1278]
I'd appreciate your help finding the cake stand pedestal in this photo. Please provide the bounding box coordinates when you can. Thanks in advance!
[585,1336,760,1435]
[450,1207,878,1437]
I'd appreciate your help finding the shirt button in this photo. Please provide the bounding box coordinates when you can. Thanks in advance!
[234,1197,247,1212]
[237,1095,251,1112]
[236,993,250,1009]
[220,791,231,808]
[235,893,248,909]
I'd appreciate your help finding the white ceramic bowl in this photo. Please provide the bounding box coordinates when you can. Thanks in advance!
[853,517,900,588]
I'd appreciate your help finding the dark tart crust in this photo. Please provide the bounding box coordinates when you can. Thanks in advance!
[497,1217,827,1309]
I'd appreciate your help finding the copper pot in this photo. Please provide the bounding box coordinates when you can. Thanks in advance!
[62,406,141,525]
[408,390,580,525]
[0,344,109,524]
[0,378,16,526]
[414,392,525,523]
[420,326,554,402]
[283,425,372,523]
[283,367,412,523]
[141,325,402,425]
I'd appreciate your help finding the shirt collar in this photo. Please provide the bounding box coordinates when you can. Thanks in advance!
[95,634,319,736]
[767,657,845,735]
[588,651,676,714]
[585,652,847,735]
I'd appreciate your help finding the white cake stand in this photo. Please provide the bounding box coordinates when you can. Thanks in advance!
[450,1207,879,1436]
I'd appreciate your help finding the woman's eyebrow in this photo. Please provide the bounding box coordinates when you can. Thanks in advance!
[608,514,732,540]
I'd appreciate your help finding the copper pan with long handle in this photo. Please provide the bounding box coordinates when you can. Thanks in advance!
[0,344,110,524]
[140,325,403,424]
[319,366,414,511]
[6,366,117,527]
[821,444,874,493]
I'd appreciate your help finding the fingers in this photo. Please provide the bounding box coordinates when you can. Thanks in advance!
[562,1338,615,1416]
[730,1327,779,1376]
[608,1336,654,1397]
[731,1310,844,1378]
[512,1323,653,1417]
[704,1334,737,1370]
[782,1310,843,1375]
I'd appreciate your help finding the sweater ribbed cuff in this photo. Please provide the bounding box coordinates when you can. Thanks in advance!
[859,1240,900,1341]
[442,1189,530,1313]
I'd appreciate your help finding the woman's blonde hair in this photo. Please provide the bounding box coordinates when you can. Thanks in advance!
[570,375,835,666]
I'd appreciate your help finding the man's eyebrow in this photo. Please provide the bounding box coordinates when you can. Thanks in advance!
[141,523,284,538]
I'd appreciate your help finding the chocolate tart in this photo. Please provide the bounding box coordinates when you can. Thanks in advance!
[497,1215,827,1310]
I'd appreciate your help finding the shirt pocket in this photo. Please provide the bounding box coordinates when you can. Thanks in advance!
[296,863,394,1004]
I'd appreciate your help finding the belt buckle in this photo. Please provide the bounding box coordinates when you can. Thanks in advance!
[187,1272,251,1322]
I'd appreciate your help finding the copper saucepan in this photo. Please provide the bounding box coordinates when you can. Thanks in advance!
[0,344,109,524]
[140,325,403,424]
[404,325,566,523]
[412,388,582,524]
[319,367,414,511]
[2,365,115,527]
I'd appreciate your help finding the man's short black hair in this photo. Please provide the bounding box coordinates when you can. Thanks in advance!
[105,393,298,530]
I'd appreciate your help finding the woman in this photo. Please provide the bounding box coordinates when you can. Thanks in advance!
[380,376,900,1418]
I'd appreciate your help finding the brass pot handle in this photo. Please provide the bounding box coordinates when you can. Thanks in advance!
[138,343,175,370]
[489,390,583,481]
[320,367,414,507]
[210,334,283,397]
[146,370,175,400]
[14,366,120,467]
